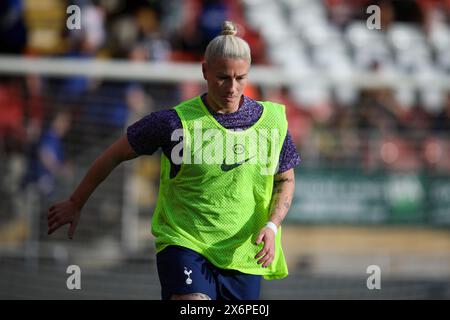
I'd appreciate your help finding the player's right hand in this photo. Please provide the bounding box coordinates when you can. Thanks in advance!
[47,198,80,239]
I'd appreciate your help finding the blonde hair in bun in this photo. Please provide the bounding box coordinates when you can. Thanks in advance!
[204,21,251,64]
[221,21,237,36]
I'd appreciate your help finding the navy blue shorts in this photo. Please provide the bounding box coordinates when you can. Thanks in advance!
[156,245,261,300]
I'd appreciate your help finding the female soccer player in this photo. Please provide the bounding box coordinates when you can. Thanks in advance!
[48,21,300,300]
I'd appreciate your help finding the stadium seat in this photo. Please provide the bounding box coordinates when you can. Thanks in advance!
[429,25,450,73]
[346,21,394,72]
[387,22,433,74]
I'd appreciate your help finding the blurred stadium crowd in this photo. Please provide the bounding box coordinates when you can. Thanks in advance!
[0,0,449,241]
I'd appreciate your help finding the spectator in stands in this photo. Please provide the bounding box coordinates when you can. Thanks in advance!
[264,86,312,148]
[21,74,47,194]
[432,92,450,133]
[125,83,154,125]
[24,74,46,147]
[0,77,26,235]
[0,0,27,54]
[0,77,25,154]
[130,5,171,61]
[22,111,72,196]
[169,0,208,61]
[198,0,230,45]
[356,88,402,134]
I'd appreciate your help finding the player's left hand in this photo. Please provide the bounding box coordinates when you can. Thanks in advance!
[255,226,276,268]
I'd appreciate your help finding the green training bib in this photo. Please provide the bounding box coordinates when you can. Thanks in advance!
[151,96,289,279]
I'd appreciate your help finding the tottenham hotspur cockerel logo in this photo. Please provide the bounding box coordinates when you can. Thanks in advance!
[184,267,193,285]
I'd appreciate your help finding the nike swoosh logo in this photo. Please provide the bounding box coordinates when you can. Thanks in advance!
[221,156,255,172]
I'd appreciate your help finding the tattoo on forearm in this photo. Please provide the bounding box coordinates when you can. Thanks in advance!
[283,200,291,210]
[269,176,295,225]
[274,178,294,184]
[271,213,282,224]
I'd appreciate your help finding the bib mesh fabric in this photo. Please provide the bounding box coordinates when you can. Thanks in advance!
[151,96,289,279]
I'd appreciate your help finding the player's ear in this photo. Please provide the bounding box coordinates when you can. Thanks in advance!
[202,62,207,80]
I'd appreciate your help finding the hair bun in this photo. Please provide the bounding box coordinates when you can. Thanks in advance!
[221,21,237,36]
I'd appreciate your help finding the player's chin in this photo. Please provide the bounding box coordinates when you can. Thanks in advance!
[222,98,239,109]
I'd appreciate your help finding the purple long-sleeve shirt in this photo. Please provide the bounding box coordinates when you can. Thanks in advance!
[127,94,300,178]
